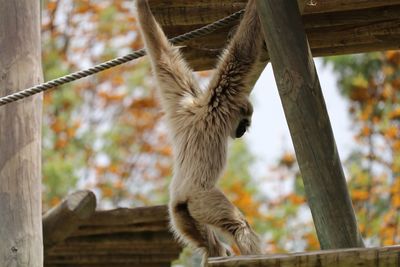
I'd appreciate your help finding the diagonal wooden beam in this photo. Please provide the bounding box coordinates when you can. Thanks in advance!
[256,0,364,249]
[247,0,307,93]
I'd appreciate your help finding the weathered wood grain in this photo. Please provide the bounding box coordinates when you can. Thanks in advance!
[43,190,97,249]
[71,220,169,236]
[0,0,44,266]
[209,245,400,267]
[148,0,400,25]
[84,205,169,225]
[46,246,181,256]
[256,0,364,249]
[43,205,182,267]
[302,5,400,28]
[180,17,400,70]
[62,231,175,246]
[45,264,170,267]
[45,254,179,264]
[303,0,400,13]
[146,1,400,70]
[50,241,181,251]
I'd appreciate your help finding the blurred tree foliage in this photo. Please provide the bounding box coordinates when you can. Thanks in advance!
[259,151,319,252]
[41,0,172,210]
[326,51,400,246]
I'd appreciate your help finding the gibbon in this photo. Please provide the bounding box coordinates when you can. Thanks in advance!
[136,0,263,262]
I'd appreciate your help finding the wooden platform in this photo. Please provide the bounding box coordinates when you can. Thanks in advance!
[209,245,400,267]
[149,0,400,70]
[42,191,181,267]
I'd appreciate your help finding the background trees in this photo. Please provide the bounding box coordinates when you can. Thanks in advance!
[42,0,171,209]
[326,51,400,246]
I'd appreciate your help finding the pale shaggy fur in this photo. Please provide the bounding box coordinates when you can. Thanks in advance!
[136,0,263,262]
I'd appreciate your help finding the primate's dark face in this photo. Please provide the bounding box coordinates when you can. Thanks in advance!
[231,115,251,139]
[230,100,253,139]
[235,118,251,138]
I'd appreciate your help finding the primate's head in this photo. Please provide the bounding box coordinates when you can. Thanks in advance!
[231,101,253,138]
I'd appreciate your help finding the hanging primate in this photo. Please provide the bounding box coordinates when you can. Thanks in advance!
[136,0,263,262]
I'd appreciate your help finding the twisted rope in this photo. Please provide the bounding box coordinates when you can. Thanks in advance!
[0,9,245,107]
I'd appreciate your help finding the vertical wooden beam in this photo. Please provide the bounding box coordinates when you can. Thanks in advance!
[255,0,364,249]
[0,0,44,266]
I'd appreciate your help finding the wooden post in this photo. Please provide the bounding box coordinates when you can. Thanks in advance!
[255,0,364,249]
[43,190,97,250]
[248,0,307,89]
[0,0,44,266]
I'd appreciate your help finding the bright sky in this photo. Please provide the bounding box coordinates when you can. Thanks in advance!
[246,59,356,177]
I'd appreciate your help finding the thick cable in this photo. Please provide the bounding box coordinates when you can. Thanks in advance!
[0,9,244,106]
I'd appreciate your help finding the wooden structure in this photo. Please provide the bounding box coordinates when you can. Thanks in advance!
[1,0,399,266]
[257,0,364,249]
[149,0,400,71]
[43,191,181,267]
[0,0,43,266]
[43,191,97,249]
[41,191,396,267]
[209,245,400,266]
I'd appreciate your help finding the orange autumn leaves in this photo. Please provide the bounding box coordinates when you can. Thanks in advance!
[229,181,261,225]
[351,189,369,201]
[41,0,172,209]
[327,50,400,246]
[50,119,81,149]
